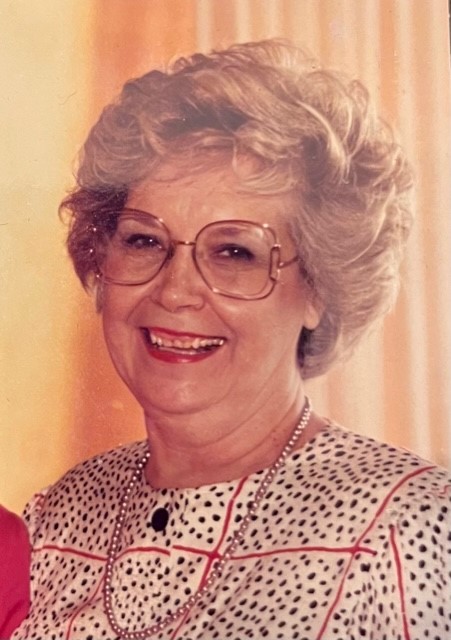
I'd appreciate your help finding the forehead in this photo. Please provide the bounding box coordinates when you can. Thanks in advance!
[126,156,296,232]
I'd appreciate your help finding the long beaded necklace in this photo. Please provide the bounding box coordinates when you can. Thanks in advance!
[103,398,311,639]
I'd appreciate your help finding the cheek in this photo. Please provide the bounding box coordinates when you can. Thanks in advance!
[241,294,304,352]
[270,293,309,350]
[101,286,139,324]
[101,289,141,358]
[101,299,141,384]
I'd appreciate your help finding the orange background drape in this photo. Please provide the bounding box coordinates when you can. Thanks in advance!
[1,0,450,513]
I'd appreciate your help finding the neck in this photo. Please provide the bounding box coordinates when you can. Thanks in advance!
[143,383,320,488]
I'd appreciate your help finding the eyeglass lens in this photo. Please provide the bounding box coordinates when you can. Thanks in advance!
[96,212,278,299]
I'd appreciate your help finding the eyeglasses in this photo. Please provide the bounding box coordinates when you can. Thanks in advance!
[94,208,299,300]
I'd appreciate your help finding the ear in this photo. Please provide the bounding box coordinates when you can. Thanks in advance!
[303,290,323,330]
[92,278,104,313]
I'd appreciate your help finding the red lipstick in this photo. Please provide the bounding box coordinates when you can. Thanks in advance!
[140,327,225,364]
[146,347,215,364]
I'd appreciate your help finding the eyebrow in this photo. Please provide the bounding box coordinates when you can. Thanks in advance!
[119,210,163,225]
[205,226,259,237]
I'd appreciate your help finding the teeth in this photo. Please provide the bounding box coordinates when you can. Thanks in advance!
[148,331,225,351]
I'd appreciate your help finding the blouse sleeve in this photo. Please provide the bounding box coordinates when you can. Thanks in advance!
[395,478,451,636]
[22,488,49,545]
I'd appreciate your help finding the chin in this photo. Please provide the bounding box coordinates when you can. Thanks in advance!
[135,383,220,419]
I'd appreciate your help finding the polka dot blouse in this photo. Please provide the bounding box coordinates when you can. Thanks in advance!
[13,425,451,640]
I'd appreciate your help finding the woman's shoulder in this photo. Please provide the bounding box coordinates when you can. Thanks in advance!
[23,441,147,532]
[60,439,147,480]
[284,424,450,563]
[300,422,450,509]
[308,421,448,470]
[48,440,147,495]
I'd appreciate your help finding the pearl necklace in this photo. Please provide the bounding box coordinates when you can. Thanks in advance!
[103,398,311,639]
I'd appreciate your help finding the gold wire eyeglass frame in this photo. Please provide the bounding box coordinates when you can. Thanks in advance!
[92,208,299,300]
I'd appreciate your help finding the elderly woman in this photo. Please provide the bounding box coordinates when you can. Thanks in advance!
[14,40,450,640]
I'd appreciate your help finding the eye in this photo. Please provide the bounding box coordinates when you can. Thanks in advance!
[213,243,256,262]
[122,233,164,251]
[113,214,169,254]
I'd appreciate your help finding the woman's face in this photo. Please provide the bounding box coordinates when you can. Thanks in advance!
[101,159,321,420]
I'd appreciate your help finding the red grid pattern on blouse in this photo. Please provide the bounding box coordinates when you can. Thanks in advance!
[31,464,436,640]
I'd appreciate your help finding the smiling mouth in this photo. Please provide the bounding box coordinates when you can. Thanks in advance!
[142,329,226,355]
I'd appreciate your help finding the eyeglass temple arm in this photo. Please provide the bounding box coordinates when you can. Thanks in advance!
[269,247,299,283]
[278,254,299,268]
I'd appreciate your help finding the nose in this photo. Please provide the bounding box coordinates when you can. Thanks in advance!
[149,242,206,312]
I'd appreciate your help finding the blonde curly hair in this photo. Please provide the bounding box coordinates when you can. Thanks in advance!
[61,39,413,378]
